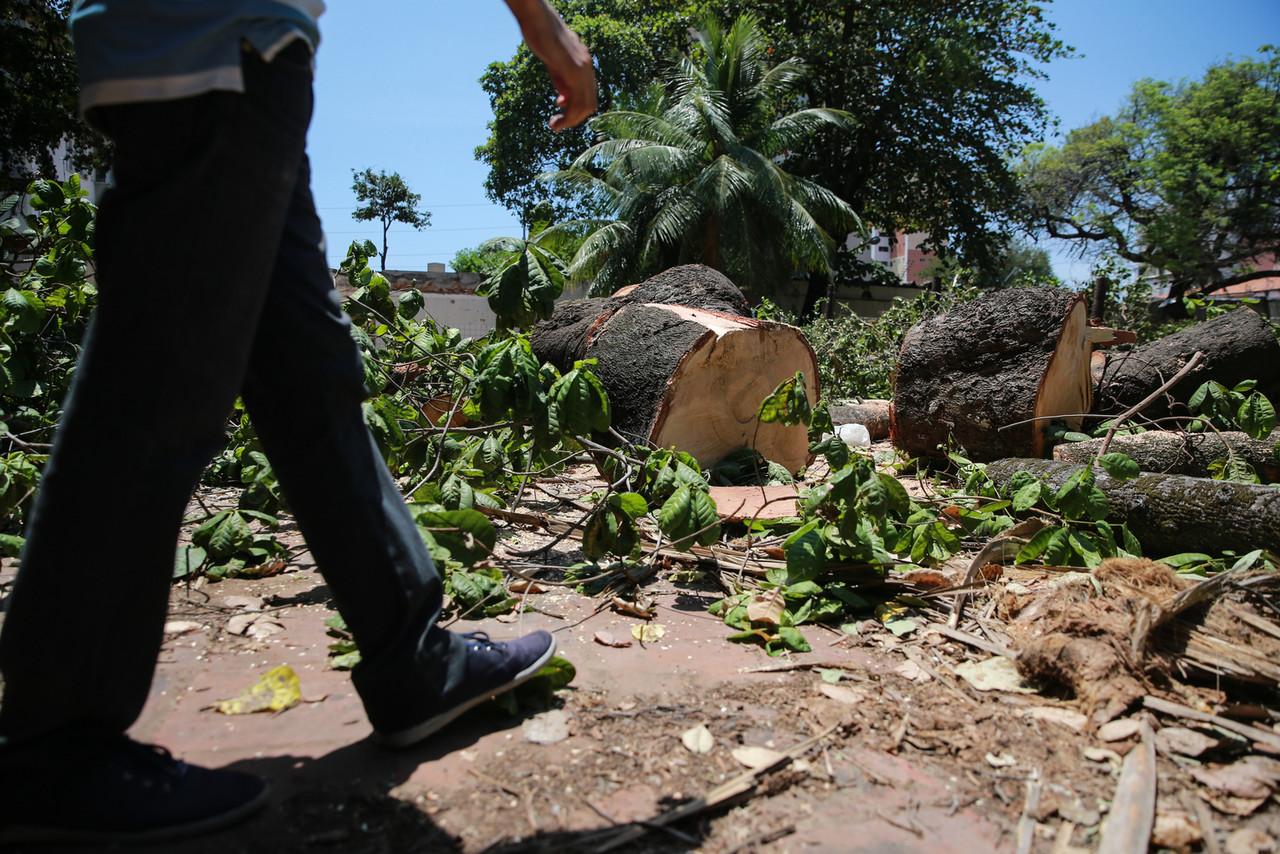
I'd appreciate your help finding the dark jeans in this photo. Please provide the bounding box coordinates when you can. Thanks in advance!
[0,43,459,744]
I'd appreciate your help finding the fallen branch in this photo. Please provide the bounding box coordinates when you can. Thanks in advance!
[1097,721,1156,854]
[1143,696,1280,751]
[1095,351,1204,460]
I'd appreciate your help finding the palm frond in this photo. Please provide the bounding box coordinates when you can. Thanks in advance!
[760,108,856,156]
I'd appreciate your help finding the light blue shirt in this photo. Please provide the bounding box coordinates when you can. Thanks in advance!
[69,0,325,112]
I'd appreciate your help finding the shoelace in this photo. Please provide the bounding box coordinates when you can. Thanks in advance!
[463,631,501,652]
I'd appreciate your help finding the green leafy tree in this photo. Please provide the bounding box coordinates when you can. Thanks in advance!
[0,0,109,184]
[554,13,859,297]
[476,0,704,225]
[1020,48,1280,305]
[478,1,1069,303]
[350,168,433,271]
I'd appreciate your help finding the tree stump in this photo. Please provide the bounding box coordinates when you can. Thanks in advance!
[891,288,1094,462]
[532,266,818,472]
[1094,308,1280,416]
[987,458,1280,555]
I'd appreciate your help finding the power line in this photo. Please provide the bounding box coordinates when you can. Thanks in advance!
[322,224,519,234]
[314,202,500,210]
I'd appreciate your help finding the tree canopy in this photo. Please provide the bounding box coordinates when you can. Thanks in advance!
[552,13,859,297]
[0,0,108,183]
[476,0,1069,276]
[350,168,432,271]
[1020,47,1280,303]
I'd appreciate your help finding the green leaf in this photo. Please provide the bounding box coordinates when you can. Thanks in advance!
[776,625,811,652]
[1237,392,1276,440]
[173,544,208,579]
[757,372,812,426]
[1012,480,1042,512]
[1098,452,1140,480]
[657,484,721,551]
[1229,549,1263,573]
[548,359,611,437]
[783,521,825,582]
[611,492,648,519]
[414,508,497,565]
[1016,526,1057,564]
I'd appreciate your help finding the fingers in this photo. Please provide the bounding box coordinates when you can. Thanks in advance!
[549,66,597,131]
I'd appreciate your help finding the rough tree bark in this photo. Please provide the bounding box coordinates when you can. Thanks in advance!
[986,458,1280,555]
[891,288,1094,462]
[1053,430,1280,481]
[830,399,892,440]
[1094,308,1280,416]
[531,265,818,472]
[531,264,750,371]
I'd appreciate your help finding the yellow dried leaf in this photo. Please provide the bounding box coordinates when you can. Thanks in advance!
[631,624,666,643]
[214,664,301,715]
[745,589,785,626]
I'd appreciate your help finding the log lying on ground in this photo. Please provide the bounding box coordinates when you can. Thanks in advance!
[532,264,750,370]
[891,288,1094,462]
[1094,308,1280,415]
[830,399,891,441]
[1053,430,1280,481]
[583,303,818,472]
[986,458,1280,555]
[532,266,818,472]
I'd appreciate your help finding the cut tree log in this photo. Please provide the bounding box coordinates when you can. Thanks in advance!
[891,288,1094,462]
[530,266,818,472]
[1094,308,1280,416]
[830,399,891,440]
[583,303,819,472]
[986,458,1280,555]
[1053,430,1280,481]
[531,264,750,371]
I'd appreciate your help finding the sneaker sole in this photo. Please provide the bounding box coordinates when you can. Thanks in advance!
[377,635,559,748]
[0,780,269,846]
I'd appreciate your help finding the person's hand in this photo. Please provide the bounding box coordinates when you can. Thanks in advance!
[505,0,597,130]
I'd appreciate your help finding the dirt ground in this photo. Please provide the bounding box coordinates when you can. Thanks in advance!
[1,477,1278,853]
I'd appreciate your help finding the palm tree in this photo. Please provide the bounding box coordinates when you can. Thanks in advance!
[550,13,860,298]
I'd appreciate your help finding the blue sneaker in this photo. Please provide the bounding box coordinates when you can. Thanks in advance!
[0,730,268,845]
[377,629,557,748]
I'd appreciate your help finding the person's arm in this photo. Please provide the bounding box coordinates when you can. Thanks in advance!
[504,0,597,130]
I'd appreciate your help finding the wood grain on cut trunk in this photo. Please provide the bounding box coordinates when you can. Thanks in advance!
[986,458,1280,555]
[891,288,1092,462]
[830,399,892,440]
[586,303,819,472]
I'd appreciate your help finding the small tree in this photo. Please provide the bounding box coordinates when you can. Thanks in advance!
[350,168,432,271]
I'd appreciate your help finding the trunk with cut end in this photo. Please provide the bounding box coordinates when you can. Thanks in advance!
[585,303,818,473]
[891,288,1094,462]
[1053,430,1280,481]
[986,458,1280,555]
[531,265,818,472]
[1094,308,1280,416]
[532,264,750,371]
[830,399,892,440]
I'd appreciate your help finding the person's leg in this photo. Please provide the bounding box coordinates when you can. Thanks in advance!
[0,45,312,843]
[0,48,311,744]
[239,162,555,740]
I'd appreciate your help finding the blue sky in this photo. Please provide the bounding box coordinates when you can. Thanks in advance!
[306,0,1280,282]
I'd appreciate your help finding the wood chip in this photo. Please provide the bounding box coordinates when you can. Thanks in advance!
[1097,718,1143,742]
[1097,721,1156,854]
[1152,810,1203,851]
[1156,726,1221,759]
[1225,828,1276,854]
[1023,706,1088,733]
[593,630,632,648]
[817,684,862,705]
[163,620,204,636]
[731,746,786,770]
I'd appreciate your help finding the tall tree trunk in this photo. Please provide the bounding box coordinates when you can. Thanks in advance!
[1090,276,1110,324]
[800,272,825,322]
[380,217,390,271]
